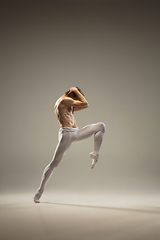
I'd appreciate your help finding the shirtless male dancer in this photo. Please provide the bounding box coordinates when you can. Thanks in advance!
[34,87,106,203]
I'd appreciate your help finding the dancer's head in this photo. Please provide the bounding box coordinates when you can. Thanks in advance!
[65,87,84,99]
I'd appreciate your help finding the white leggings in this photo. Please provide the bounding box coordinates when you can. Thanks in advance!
[37,122,106,193]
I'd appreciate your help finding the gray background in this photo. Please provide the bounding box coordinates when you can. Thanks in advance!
[0,0,160,195]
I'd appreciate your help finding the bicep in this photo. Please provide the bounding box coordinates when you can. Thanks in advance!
[72,100,88,107]
[62,97,74,106]
[62,97,87,107]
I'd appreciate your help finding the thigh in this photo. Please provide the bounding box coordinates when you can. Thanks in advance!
[53,132,72,160]
[75,123,101,142]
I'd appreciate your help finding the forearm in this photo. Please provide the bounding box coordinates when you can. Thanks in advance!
[74,89,88,105]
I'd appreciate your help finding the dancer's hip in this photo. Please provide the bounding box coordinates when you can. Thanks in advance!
[59,127,79,133]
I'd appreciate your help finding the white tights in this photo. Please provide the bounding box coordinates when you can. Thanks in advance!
[37,122,106,193]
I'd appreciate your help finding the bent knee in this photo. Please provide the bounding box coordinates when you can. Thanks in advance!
[98,122,106,133]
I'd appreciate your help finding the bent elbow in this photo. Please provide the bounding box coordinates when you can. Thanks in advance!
[84,103,89,108]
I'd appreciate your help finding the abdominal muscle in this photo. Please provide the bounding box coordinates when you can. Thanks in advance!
[55,99,78,128]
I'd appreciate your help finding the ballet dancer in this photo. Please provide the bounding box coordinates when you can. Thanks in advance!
[34,87,105,203]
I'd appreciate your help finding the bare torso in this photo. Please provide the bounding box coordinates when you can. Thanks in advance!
[54,95,77,128]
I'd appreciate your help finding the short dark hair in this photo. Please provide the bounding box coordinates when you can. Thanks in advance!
[65,87,85,97]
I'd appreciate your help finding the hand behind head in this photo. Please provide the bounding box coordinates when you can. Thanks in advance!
[69,87,77,92]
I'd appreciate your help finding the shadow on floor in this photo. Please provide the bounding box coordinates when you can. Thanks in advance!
[41,201,160,214]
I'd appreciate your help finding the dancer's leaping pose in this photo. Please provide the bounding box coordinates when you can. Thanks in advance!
[34,87,106,203]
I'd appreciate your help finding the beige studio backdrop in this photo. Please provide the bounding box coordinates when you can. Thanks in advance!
[0,0,160,197]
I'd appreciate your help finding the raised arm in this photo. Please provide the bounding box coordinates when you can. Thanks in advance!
[62,87,89,111]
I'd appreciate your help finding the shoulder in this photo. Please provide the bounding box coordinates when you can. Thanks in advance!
[61,96,74,106]
[54,96,73,108]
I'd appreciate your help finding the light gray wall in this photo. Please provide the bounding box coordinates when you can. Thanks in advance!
[0,0,160,194]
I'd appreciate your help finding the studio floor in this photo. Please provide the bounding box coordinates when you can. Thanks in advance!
[0,191,160,240]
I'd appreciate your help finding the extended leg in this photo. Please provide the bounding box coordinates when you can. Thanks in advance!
[34,133,71,203]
